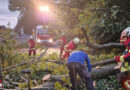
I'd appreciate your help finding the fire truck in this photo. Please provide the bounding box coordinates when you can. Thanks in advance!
[34,25,54,45]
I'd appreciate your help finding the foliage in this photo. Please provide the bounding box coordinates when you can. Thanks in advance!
[55,81,68,90]
[95,76,119,90]
[0,29,16,62]
[78,0,130,44]
[2,46,123,89]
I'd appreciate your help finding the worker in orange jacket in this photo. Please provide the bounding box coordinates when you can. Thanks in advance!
[63,38,80,59]
[28,36,36,56]
[58,33,67,59]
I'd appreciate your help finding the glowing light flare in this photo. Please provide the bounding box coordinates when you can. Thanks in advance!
[39,6,50,12]
[49,39,53,43]
[37,39,41,43]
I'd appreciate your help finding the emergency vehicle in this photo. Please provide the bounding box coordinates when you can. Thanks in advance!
[34,26,54,45]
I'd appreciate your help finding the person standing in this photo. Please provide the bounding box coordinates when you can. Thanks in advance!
[67,51,94,90]
[58,33,67,59]
[63,38,80,59]
[28,36,36,56]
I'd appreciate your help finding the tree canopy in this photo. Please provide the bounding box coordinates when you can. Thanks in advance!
[8,0,130,43]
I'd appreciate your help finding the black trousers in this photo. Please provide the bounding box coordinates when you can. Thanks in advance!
[67,62,94,90]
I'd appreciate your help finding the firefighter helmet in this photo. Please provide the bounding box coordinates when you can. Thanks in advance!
[73,38,80,44]
[120,27,130,43]
[121,27,130,38]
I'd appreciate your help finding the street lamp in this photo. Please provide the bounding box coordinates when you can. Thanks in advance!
[39,6,50,12]
[39,5,50,24]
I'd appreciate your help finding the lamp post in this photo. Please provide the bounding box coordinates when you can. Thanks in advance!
[39,6,50,26]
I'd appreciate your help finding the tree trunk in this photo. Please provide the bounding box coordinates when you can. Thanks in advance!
[91,65,120,80]
[42,64,120,81]
[80,26,125,50]
[92,59,116,67]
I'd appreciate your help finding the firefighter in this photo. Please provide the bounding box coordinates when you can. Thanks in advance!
[58,33,67,59]
[62,37,80,59]
[114,27,130,89]
[28,36,36,56]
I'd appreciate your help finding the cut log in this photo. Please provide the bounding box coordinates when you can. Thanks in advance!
[32,82,55,90]
[31,65,121,90]
[42,64,120,81]
[92,59,116,67]
[91,65,120,80]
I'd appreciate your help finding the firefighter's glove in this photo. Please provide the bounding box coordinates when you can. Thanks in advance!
[114,56,120,62]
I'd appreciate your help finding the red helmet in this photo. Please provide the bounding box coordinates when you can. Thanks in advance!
[120,27,130,43]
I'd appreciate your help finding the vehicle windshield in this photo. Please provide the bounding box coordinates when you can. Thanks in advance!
[37,28,47,35]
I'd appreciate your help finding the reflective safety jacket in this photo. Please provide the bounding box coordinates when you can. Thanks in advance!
[59,36,67,45]
[63,41,76,58]
[122,73,130,89]
[28,39,35,49]
[120,53,130,72]
[119,38,130,72]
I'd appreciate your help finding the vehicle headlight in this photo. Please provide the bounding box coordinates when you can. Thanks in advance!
[37,39,41,43]
[49,39,53,43]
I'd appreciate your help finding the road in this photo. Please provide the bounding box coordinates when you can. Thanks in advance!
[16,47,60,55]
[16,41,60,55]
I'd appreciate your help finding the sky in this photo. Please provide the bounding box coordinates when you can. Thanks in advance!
[0,0,19,29]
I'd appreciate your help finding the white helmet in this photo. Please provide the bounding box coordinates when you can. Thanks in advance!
[121,27,130,37]
[73,38,80,44]
[120,27,130,43]
[30,36,33,39]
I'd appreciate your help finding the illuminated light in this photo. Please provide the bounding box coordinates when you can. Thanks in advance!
[37,39,41,43]
[39,6,49,12]
[49,39,53,43]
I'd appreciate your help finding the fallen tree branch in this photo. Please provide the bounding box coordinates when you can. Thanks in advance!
[42,64,120,81]
[43,58,116,67]
[91,65,120,80]
[80,26,125,50]
[92,58,116,67]
[43,60,66,65]
[85,42,124,50]
[81,26,90,43]
[2,48,48,71]
[19,75,27,82]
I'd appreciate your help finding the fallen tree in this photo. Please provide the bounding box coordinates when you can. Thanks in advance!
[32,64,120,89]
[2,49,116,72]
[2,48,48,71]
[42,64,120,81]
[91,59,116,67]
[80,26,125,50]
